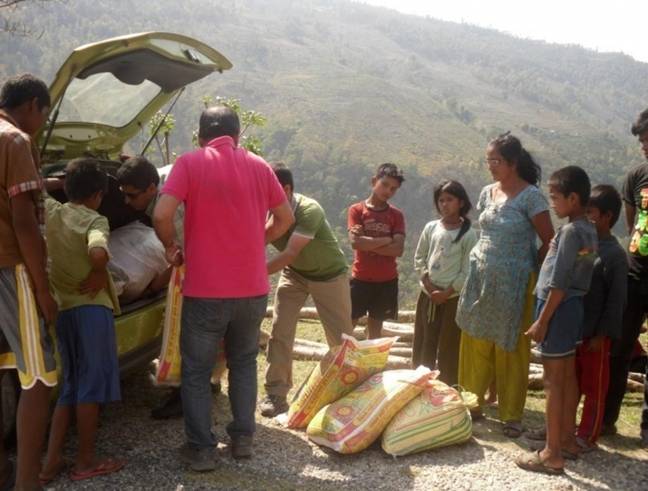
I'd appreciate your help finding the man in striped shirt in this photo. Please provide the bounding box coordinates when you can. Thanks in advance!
[0,74,57,490]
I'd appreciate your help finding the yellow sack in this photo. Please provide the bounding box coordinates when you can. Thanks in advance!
[382,379,478,456]
[154,266,226,386]
[286,334,397,429]
[307,366,433,454]
[154,266,185,386]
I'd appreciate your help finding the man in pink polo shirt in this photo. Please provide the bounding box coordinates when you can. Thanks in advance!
[154,106,293,471]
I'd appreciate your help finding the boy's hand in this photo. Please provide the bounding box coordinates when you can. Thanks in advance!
[80,268,109,298]
[421,274,435,296]
[165,243,184,267]
[525,320,548,343]
[35,287,58,325]
[349,224,364,236]
[430,289,450,305]
[586,335,605,352]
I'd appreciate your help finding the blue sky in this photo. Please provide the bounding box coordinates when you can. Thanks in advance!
[359,0,648,63]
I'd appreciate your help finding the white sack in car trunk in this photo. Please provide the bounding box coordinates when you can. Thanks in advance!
[108,221,168,304]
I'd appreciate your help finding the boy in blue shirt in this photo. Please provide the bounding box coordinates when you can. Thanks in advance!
[577,185,627,450]
[517,166,597,475]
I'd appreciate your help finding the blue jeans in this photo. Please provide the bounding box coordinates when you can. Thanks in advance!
[180,295,267,448]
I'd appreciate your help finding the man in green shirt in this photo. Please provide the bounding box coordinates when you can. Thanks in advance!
[261,163,354,417]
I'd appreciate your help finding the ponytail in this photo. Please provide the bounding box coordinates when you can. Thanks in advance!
[454,216,471,243]
[489,133,541,186]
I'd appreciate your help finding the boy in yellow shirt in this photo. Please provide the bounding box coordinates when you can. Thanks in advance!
[40,158,124,483]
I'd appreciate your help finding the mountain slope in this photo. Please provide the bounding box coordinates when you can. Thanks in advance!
[2,0,646,304]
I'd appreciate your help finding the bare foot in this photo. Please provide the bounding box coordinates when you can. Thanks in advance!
[39,457,67,485]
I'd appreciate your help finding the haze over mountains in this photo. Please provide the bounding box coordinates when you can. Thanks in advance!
[3,0,646,304]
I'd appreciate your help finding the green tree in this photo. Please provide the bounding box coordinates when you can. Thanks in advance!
[147,111,176,165]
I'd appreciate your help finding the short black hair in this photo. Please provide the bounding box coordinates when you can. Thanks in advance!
[271,161,293,191]
[116,156,160,190]
[631,108,648,136]
[549,165,591,206]
[588,184,622,227]
[64,158,109,202]
[0,73,50,111]
[198,105,240,141]
[375,162,404,184]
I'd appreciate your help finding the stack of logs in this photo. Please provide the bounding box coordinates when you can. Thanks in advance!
[261,307,646,393]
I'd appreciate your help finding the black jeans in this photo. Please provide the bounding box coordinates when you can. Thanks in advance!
[180,295,268,449]
[604,275,647,426]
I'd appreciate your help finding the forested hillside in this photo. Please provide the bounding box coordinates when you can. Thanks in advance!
[2,0,646,306]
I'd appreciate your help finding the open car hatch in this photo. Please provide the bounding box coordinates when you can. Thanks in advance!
[41,32,232,160]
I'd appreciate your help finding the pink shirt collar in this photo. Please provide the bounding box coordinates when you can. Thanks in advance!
[205,135,236,148]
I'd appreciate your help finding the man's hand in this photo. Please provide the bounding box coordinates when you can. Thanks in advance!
[165,243,184,267]
[586,335,605,352]
[349,224,364,236]
[35,287,58,325]
[80,268,109,298]
[525,319,548,343]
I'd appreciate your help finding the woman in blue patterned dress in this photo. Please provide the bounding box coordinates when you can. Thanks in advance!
[456,133,554,437]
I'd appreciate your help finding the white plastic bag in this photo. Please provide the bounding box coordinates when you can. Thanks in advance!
[108,221,168,303]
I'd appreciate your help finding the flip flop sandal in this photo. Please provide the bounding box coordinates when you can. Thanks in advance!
[526,439,579,460]
[503,421,524,438]
[70,458,125,482]
[516,450,565,476]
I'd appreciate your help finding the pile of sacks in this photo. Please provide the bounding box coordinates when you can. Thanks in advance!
[285,334,477,456]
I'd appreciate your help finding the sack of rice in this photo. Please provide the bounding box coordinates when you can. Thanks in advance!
[306,366,433,454]
[381,379,478,456]
[286,334,397,429]
[154,266,226,386]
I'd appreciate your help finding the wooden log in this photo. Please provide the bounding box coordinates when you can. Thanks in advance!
[627,379,645,393]
[394,341,413,348]
[264,306,417,323]
[628,372,645,383]
[385,356,412,369]
[381,322,414,341]
[528,373,544,390]
[389,347,413,358]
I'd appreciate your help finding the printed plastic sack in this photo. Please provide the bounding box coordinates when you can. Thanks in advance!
[307,366,433,454]
[286,334,397,429]
[381,379,478,456]
[154,266,225,386]
[108,221,169,303]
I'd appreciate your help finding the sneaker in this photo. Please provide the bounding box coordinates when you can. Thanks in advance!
[178,443,216,472]
[259,395,288,417]
[151,389,183,420]
[231,435,253,460]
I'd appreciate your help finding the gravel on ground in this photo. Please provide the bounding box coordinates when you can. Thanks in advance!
[41,363,648,491]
